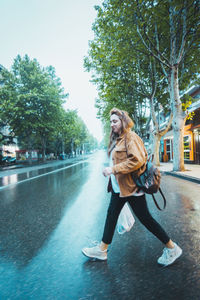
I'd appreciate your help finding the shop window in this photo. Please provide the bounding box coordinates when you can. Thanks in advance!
[166,143,170,152]
[184,135,190,160]
[166,140,171,155]
[165,139,172,161]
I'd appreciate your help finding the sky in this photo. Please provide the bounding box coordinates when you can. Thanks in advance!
[0,0,103,141]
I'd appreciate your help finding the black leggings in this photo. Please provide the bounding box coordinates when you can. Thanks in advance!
[102,192,170,245]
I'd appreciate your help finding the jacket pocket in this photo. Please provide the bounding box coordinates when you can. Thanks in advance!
[115,150,127,161]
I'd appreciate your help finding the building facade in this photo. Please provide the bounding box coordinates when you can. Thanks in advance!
[161,86,200,164]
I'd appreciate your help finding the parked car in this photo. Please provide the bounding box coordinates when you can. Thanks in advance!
[7,156,16,164]
[0,156,16,165]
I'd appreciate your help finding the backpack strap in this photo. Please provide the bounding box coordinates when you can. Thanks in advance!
[151,188,166,211]
[124,133,128,155]
[125,134,166,211]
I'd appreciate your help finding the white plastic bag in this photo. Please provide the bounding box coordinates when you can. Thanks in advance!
[117,203,135,235]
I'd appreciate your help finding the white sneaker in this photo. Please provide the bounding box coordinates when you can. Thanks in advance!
[157,243,182,266]
[82,244,107,261]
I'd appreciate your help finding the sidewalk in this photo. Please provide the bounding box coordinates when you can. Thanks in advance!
[158,162,200,184]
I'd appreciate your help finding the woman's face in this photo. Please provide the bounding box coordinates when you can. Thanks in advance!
[110,114,122,134]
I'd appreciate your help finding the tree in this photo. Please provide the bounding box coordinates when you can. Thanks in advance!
[0,55,68,162]
[134,56,173,165]
[132,0,200,170]
[84,1,172,164]
[84,3,149,135]
[85,0,200,170]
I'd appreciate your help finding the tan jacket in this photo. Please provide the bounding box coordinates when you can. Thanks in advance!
[110,130,148,197]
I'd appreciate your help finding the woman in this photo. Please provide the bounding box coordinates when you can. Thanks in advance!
[82,108,182,266]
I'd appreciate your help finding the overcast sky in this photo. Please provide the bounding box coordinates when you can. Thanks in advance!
[1,0,103,141]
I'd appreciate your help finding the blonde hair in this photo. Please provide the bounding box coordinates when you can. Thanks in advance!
[108,108,134,155]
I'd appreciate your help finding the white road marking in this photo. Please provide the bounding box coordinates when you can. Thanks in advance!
[0,160,88,191]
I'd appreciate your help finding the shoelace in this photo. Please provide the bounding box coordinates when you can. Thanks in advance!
[91,240,99,246]
[86,239,108,252]
[162,247,174,260]
[85,237,99,245]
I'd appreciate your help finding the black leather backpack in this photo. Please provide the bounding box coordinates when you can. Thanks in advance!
[124,136,166,211]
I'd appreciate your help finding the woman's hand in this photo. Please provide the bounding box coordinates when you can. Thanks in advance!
[102,167,113,177]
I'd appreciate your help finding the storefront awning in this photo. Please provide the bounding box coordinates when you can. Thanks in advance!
[191,124,200,131]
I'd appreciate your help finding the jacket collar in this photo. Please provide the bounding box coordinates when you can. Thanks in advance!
[117,129,130,141]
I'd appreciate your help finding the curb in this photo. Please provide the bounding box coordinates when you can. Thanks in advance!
[0,165,24,171]
[161,171,200,184]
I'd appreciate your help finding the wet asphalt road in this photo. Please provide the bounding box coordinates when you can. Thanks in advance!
[0,150,200,300]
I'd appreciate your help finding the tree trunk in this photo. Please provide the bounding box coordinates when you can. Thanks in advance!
[170,65,185,171]
[151,133,161,166]
[41,137,46,162]
[173,122,185,170]
[28,139,32,165]
[61,139,64,154]
[71,139,74,157]
[42,148,46,162]
[149,93,173,166]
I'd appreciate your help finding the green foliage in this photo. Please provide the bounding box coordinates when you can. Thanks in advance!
[0,55,97,158]
[84,0,168,136]
[0,55,67,148]
[48,109,97,155]
[84,0,200,139]
[182,94,196,120]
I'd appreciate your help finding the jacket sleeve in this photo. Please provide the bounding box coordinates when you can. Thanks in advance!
[112,134,147,175]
